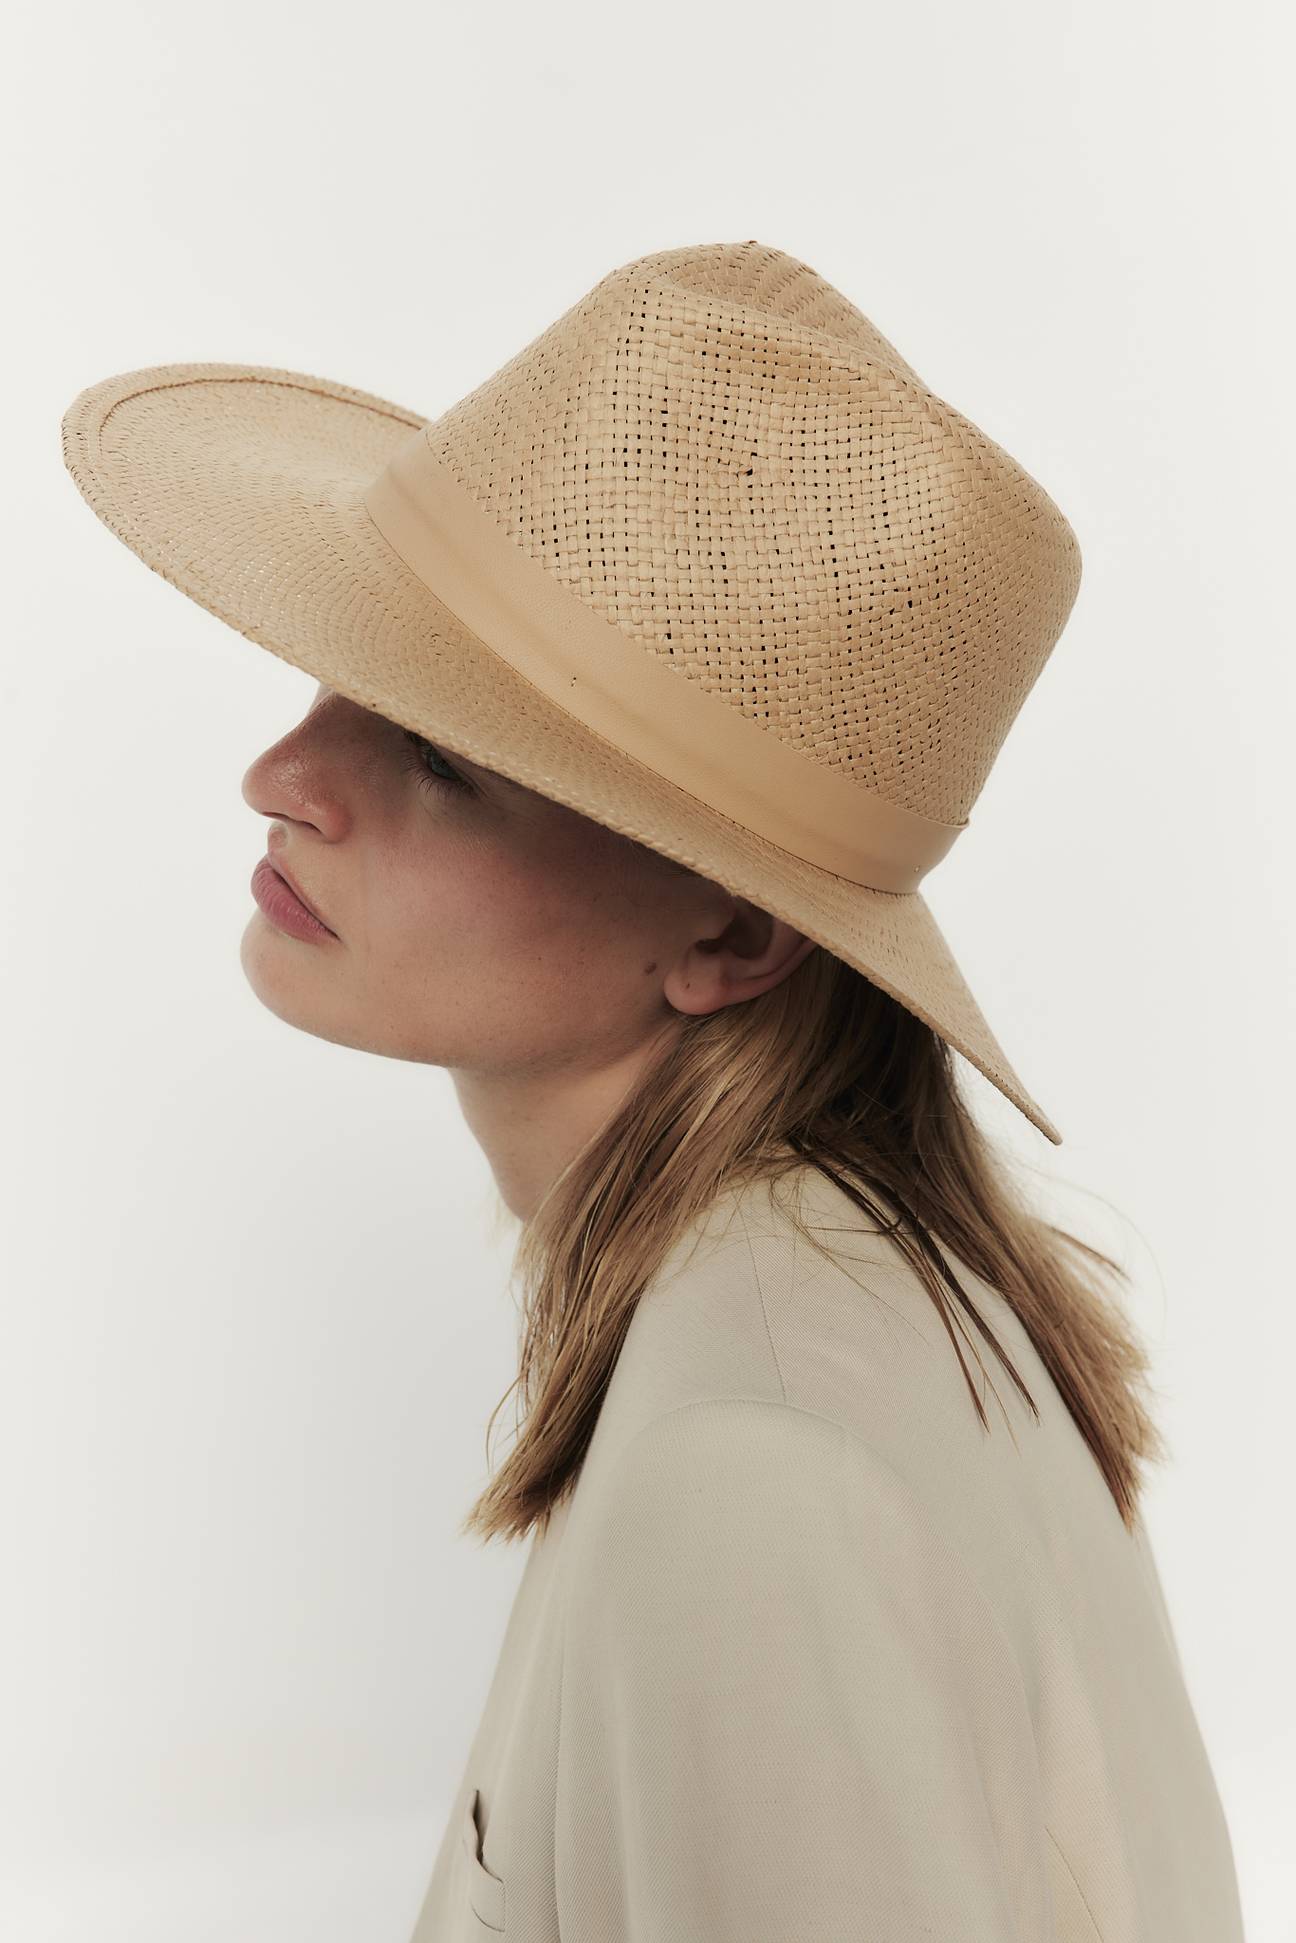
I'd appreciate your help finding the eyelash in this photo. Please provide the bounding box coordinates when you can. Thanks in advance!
[399,729,471,795]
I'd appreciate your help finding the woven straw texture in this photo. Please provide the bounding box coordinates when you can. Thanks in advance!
[60,239,1081,1143]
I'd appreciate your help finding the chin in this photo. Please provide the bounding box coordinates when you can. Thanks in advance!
[236,919,388,1058]
[238,916,326,1025]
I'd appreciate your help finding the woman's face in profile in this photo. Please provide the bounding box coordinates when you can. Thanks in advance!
[239,684,808,1082]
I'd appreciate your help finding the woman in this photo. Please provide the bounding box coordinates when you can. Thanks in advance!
[61,240,1244,1940]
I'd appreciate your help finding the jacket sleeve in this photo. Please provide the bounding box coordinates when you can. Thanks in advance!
[555,1395,1051,1941]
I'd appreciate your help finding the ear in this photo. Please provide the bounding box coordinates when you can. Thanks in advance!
[663,910,817,1017]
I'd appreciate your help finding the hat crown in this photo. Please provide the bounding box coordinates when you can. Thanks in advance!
[422,240,1082,828]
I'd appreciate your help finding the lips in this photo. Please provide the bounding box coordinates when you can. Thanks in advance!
[266,854,333,932]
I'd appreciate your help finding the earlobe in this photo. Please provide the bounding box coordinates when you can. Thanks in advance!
[661,950,730,1017]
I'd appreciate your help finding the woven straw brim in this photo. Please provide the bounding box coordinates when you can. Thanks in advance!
[61,362,1061,1145]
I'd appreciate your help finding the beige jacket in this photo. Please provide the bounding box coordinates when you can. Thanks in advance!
[408,1162,1244,1941]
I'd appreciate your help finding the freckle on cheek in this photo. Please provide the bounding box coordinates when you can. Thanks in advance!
[643,960,658,975]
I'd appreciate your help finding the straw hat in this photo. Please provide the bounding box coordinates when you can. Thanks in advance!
[60,238,1081,1145]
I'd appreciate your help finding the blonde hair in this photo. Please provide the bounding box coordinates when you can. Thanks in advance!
[460,944,1166,1548]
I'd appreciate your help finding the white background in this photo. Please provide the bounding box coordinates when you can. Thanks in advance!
[4,0,1292,1936]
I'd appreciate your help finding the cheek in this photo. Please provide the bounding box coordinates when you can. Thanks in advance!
[373,839,568,969]
[399,861,496,957]
[375,819,666,1001]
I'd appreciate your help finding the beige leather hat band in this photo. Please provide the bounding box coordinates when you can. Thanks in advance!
[363,427,966,896]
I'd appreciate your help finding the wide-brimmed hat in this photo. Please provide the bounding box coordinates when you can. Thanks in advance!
[60,238,1082,1144]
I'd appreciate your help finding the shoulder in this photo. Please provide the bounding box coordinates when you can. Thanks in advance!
[573,1399,910,1601]
[567,1395,1015,1678]
[622,1161,1025,1461]
[586,1394,898,1526]
[576,1394,943,1539]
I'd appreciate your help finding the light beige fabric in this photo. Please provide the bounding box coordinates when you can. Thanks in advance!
[410,1164,1243,1941]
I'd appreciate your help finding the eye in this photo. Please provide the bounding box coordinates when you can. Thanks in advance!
[399,728,471,795]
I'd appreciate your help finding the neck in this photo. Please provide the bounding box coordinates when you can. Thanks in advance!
[450,1029,678,1223]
